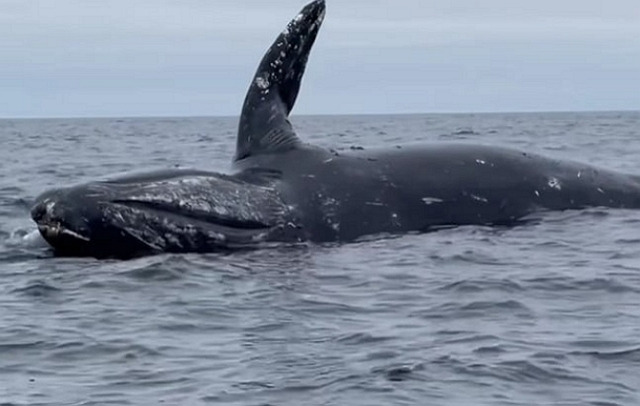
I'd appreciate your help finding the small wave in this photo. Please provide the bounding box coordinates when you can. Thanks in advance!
[531,351,569,362]
[297,297,371,316]
[2,199,33,217]
[0,186,26,197]
[493,360,581,384]
[438,278,523,293]
[364,350,399,361]
[460,300,531,312]
[374,363,423,382]
[0,340,47,353]
[10,280,62,297]
[570,347,640,362]
[4,227,47,248]
[47,341,162,362]
[232,381,275,390]
[444,334,500,345]
[447,251,507,266]
[121,265,188,281]
[414,300,533,320]
[112,255,190,281]
[453,127,476,135]
[20,229,46,246]
[1,227,49,262]
[523,276,638,293]
[614,236,640,244]
[473,344,508,354]
[438,355,593,386]
[334,332,393,345]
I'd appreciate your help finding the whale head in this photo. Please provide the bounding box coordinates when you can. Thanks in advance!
[31,170,296,258]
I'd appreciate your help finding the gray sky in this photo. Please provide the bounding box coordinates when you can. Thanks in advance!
[2,0,639,118]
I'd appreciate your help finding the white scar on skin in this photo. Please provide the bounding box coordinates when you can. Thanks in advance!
[422,197,444,205]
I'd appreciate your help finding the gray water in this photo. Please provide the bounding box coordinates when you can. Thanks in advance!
[1,112,640,405]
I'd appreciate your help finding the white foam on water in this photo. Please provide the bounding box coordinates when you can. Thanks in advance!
[5,228,47,248]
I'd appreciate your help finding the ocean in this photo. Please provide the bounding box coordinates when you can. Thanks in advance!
[1,111,640,405]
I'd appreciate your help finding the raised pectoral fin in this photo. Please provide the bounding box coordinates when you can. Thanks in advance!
[235,0,326,161]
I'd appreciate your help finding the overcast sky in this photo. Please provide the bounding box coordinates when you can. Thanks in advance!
[1,0,639,118]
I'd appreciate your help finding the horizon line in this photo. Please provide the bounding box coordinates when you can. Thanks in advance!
[1,108,638,121]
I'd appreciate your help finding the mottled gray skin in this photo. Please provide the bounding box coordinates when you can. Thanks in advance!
[236,144,640,244]
[31,0,640,258]
[31,170,302,257]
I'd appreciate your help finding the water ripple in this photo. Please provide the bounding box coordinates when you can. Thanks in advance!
[439,278,524,293]
[10,280,62,297]
[414,300,534,319]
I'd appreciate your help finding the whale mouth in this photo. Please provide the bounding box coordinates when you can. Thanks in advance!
[31,195,92,252]
[35,221,94,256]
[37,223,90,242]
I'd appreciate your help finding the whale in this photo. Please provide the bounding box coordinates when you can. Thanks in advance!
[31,0,640,258]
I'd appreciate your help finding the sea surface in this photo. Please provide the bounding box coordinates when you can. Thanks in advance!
[1,111,640,406]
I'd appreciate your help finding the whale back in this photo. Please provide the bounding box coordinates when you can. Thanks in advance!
[234,0,325,162]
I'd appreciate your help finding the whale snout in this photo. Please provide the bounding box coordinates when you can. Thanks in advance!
[31,187,98,254]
